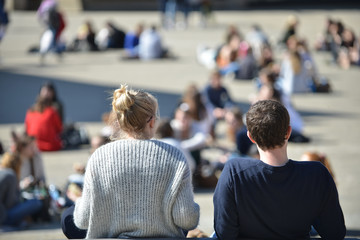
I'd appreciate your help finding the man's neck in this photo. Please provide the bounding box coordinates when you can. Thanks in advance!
[258,144,289,167]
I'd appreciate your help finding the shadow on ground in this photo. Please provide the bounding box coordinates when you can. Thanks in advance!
[0,69,184,124]
[0,219,61,233]
[299,109,358,119]
[0,69,252,125]
[4,67,354,127]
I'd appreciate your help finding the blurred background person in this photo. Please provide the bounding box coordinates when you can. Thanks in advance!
[37,0,66,64]
[156,118,196,174]
[0,152,43,229]
[11,131,46,189]
[138,25,168,60]
[25,85,63,151]
[0,0,9,44]
[95,21,125,50]
[68,20,99,52]
[38,82,64,122]
[202,70,234,138]
[279,15,299,47]
[122,23,144,59]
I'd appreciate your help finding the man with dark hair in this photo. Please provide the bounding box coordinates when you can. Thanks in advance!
[213,100,346,239]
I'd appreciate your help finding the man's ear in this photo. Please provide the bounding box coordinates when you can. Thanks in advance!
[247,131,256,144]
[285,126,292,140]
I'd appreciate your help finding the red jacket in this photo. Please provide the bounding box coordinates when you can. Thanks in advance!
[25,107,63,151]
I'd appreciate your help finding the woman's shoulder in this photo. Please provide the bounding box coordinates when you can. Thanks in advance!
[133,139,185,156]
[139,139,186,159]
[95,139,182,153]
[91,139,186,166]
[40,106,60,116]
[149,139,183,152]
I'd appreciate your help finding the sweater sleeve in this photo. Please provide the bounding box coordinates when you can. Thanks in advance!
[171,164,200,230]
[213,163,240,240]
[313,168,346,240]
[74,158,93,230]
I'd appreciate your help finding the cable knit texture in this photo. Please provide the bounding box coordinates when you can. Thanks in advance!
[74,139,200,239]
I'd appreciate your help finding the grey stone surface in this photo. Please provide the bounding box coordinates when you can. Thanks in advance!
[0,8,359,239]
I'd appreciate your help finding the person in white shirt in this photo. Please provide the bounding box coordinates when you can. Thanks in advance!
[138,25,167,60]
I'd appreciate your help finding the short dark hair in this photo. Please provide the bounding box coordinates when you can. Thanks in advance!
[246,100,290,150]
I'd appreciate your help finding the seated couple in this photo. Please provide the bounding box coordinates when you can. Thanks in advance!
[61,85,345,239]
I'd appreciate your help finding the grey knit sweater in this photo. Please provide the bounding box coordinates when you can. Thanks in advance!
[74,139,200,239]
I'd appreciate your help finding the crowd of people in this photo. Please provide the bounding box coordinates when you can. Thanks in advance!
[0,78,345,238]
[0,81,91,231]
[0,4,351,239]
[2,82,344,238]
[31,0,360,72]
[33,0,176,64]
[314,17,360,69]
[198,17,338,144]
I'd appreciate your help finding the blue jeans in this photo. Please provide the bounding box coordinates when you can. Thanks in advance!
[165,0,177,24]
[3,199,42,226]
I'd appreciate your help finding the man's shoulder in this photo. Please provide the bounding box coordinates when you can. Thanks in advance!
[292,160,333,179]
[291,160,328,172]
[219,158,266,185]
[225,158,329,177]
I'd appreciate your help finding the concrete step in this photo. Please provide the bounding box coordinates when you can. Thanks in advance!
[58,0,83,12]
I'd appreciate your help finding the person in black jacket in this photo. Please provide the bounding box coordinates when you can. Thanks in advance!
[213,100,346,239]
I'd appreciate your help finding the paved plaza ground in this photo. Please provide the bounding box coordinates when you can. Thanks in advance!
[0,7,360,239]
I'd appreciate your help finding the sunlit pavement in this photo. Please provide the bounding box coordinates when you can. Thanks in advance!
[0,8,360,239]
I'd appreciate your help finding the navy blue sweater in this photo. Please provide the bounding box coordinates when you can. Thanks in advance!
[213,158,346,239]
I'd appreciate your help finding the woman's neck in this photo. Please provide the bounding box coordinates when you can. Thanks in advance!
[125,132,151,140]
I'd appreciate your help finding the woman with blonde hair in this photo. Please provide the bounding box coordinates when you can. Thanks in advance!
[62,85,199,239]
[0,152,43,227]
[11,132,46,189]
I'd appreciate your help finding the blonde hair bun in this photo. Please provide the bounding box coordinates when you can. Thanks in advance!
[110,84,158,139]
[112,85,135,113]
